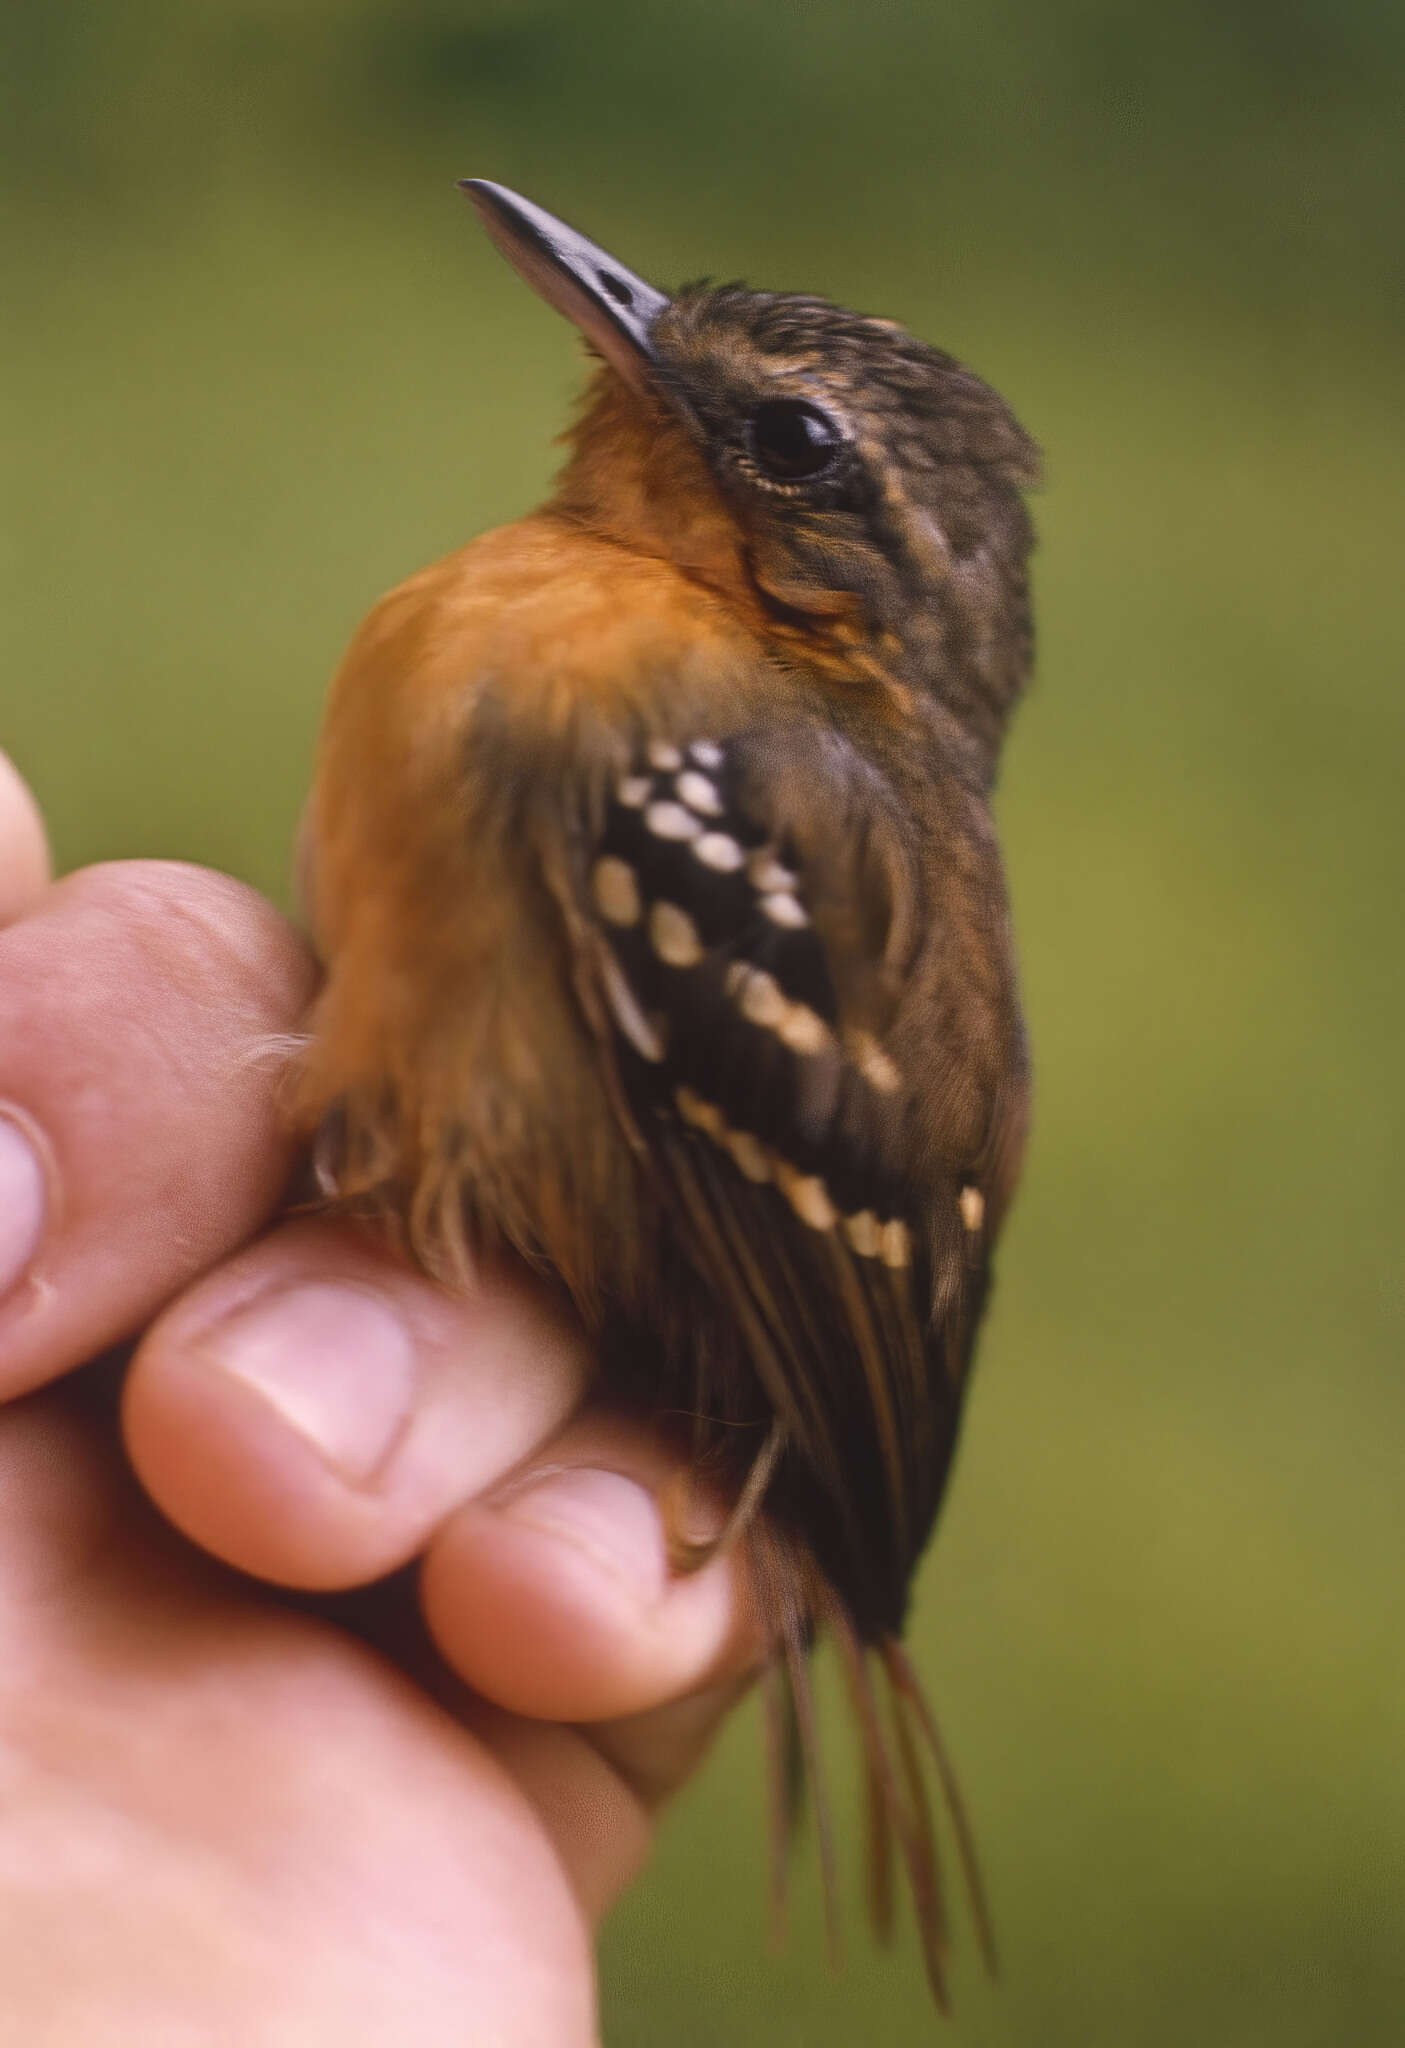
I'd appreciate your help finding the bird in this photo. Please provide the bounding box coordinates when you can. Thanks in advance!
[294,179,1038,2004]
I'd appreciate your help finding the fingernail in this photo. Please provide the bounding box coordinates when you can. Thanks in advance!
[500,1466,668,1604]
[203,1281,421,1484]
[0,1111,47,1299]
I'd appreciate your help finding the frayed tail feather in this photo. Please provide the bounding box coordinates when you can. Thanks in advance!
[748,1530,996,2015]
[749,1524,843,1970]
[831,1602,950,2010]
[881,1634,998,1981]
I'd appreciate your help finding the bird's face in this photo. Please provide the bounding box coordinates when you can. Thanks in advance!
[463,182,1039,752]
[651,287,1037,660]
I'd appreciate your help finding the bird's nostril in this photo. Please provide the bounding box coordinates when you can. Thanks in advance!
[597,270,635,308]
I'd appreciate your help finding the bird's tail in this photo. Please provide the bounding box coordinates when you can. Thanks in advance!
[748,1524,996,2012]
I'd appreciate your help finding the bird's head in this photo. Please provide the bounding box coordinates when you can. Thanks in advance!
[463,181,1039,764]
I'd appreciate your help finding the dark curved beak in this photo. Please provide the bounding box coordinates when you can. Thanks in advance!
[459,180,669,391]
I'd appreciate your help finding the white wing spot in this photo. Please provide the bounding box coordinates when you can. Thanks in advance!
[676,1085,724,1137]
[775,1161,838,1232]
[848,1029,902,1094]
[675,769,723,816]
[649,900,704,968]
[844,1209,881,1258]
[646,740,683,771]
[616,774,652,809]
[959,1184,985,1232]
[591,855,641,927]
[725,1128,770,1182]
[688,739,725,769]
[777,1002,831,1056]
[736,968,787,1029]
[748,852,798,894]
[879,1218,912,1269]
[599,955,664,1062]
[693,831,745,872]
[644,800,702,842]
[675,1084,846,1220]
[761,891,808,929]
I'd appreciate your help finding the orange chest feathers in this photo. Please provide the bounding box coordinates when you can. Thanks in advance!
[295,514,789,1303]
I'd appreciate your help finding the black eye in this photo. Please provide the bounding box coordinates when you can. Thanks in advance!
[748,399,842,481]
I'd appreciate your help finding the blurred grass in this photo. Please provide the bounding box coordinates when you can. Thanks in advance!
[3,2,1402,2040]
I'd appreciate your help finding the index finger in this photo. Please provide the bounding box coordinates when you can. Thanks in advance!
[0,860,315,1398]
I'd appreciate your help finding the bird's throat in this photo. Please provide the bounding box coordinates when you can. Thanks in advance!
[551,367,746,595]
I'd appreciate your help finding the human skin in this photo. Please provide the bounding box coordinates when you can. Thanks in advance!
[0,750,757,2046]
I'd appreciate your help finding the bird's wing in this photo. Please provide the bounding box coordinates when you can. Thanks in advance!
[547,724,995,1638]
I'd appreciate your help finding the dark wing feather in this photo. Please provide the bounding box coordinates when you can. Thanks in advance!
[560,728,988,1639]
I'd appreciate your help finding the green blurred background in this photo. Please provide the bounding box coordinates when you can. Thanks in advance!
[4,2,1402,2039]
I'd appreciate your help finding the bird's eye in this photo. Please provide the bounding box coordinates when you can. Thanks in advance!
[747,399,842,481]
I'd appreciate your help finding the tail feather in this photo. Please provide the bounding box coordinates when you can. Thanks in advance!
[775,1576,844,1970]
[827,1604,897,1946]
[883,1640,952,2007]
[882,1636,999,1978]
[862,1695,896,1945]
[747,1553,994,2014]
[759,1650,801,1951]
[830,1603,951,2011]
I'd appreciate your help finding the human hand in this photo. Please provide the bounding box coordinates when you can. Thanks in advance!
[0,752,758,2046]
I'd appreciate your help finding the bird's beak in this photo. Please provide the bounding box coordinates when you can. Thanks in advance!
[460,180,669,393]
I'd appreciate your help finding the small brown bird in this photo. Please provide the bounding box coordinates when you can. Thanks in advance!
[297,181,1038,2001]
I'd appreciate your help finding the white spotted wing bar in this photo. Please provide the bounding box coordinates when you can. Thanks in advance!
[587,735,915,1267]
